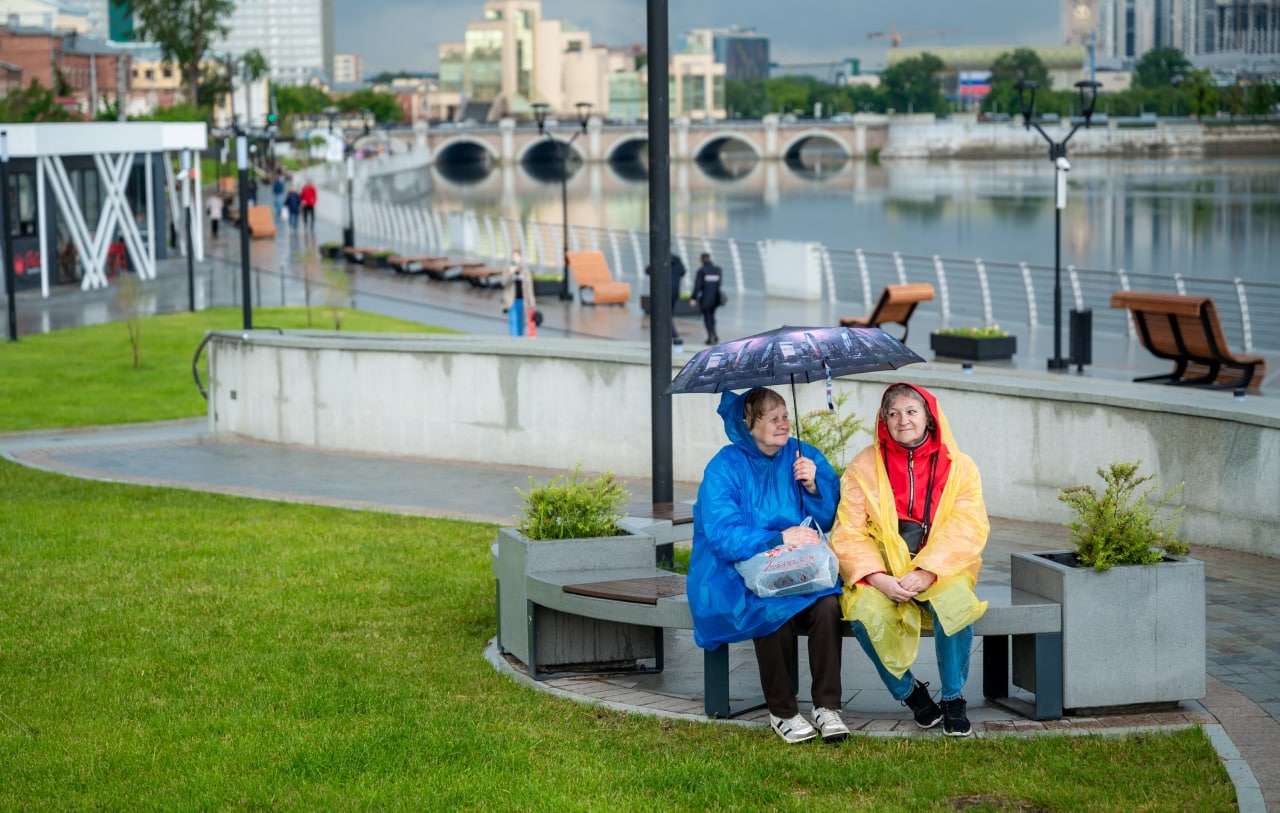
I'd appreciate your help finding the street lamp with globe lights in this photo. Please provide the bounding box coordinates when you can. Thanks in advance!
[1016,78,1101,371]
[532,101,592,301]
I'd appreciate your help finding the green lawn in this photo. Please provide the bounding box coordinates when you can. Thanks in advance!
[0,307,452,433]
[0,311,1239,811]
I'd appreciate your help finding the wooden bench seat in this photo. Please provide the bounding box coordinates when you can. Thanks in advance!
[389,254,447,273]
[343,246,380,264]
[1110,290,1266,390]
[460,265,505,288]
[414,256,485,281]
[523,570,1062,722]
[839,283,935,342]
[246,205,276,239]
[566,250,631,306]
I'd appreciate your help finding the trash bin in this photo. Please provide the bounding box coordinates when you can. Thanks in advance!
[1069,309,1092,371]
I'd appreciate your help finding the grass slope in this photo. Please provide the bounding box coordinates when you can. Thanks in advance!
[0,307,451,432]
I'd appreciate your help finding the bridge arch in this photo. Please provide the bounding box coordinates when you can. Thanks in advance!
[689,131,763,163]
[432,136,499,184]
[605,135,649,181]
[779,129,853,161]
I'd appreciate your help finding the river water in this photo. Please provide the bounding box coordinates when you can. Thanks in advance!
[401,155,1280,286]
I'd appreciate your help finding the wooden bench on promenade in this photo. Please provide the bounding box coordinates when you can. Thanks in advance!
[460,265,505,288]
[566,251,631,305]
[389,254,447,273]
[246,205,276,239]
[521,570,1063,722]
[839,283,935,342]
[1110,290,1267,390]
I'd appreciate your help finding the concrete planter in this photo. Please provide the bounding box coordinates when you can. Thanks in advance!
[492,526,656,670]
[1011,550,1205,713]
[930,332,1017,361]
[532,279,562,298]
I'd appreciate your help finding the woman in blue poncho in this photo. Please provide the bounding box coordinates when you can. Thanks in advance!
[688,387,848,744]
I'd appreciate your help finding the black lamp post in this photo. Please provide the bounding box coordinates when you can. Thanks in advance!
[532,100,592,301]
[235,129,253,330]
[1016,78,1101,371]
[2,130,16,341]
[325,107,357,248]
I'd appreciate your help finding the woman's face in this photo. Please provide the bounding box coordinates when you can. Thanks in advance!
[748,402,791,456]
[884,393,928,448]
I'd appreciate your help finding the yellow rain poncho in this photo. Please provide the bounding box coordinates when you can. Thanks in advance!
[829,384,989,678]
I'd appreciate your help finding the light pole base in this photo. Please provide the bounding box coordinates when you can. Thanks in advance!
[1047,357,1070,371]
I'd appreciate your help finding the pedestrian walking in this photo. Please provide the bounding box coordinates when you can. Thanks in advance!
[300,182,317,231]
[284,186,301,229]
[500,249,537,337]
[691,252,724,345]
[272,174,285,220]
[646,252,687,344]
[205,194,224,237]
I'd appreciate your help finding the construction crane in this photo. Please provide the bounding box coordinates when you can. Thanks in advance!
[867,21,967,48]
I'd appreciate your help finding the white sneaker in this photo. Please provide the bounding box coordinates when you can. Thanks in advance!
[769,713,817,744]
[811,707,850,743]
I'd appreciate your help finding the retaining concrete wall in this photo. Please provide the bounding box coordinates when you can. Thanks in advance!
[206,331,1280,557]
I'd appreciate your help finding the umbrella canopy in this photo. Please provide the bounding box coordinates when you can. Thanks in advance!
[664,325,924,397]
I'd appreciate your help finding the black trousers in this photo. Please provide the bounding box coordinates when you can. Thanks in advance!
[701,307,718,340]
[752,593,843,718]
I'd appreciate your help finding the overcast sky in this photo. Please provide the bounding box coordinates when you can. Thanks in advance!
[334,0,1064,76]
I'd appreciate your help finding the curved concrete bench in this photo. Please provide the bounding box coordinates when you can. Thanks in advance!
[523,569,1062,721]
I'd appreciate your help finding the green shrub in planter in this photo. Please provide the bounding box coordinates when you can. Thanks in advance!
[1058,460,1187,571]
[515,465,631,540]
[797,390,870,471]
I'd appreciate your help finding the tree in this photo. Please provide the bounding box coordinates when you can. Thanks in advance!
[195,48,268,111]
[0,79,83,122]
[111,0,234,105]
[1134,47,1192,89]
[276,85,334,118]
[983,48,1052,115]
[989,48,1051,89]
[336,88,402,123]
[878,53,945,114]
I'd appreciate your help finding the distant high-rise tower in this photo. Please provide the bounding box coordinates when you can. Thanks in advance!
[216,0,335,85]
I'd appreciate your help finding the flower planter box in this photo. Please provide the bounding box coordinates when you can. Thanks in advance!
[1010,550,1205,713]
[930,333,1016,361]
[492,527,657,670]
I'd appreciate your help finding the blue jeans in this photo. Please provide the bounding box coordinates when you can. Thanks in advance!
[851,600,974,701]
[508,298,526,336]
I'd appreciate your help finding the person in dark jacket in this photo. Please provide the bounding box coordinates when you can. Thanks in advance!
[645,253,687,344]
[691,252,724,344]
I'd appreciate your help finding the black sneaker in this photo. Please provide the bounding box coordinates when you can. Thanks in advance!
[902,680,943,729]
[941,697,973,737]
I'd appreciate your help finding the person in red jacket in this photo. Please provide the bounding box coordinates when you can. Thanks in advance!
[299,182,318,232]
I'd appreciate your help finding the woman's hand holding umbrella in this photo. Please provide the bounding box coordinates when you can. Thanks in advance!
[793,450,818,496]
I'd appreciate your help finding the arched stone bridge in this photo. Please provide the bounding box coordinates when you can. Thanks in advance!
[374,114,890,178]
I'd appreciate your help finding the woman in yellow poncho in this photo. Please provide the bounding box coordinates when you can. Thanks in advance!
[830,383,989,737]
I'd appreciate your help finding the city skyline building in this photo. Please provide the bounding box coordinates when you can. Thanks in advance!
[333,52,361,83]
[214,0,335,86]
[688,25,770,81]
[436,0,724,123]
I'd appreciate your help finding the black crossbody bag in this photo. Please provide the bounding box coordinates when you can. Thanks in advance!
[897,452,938,555]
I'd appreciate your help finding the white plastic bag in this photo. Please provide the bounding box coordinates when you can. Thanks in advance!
[735,517,839,599]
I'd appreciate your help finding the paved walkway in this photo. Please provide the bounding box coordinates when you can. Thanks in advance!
[3,221,1278,810]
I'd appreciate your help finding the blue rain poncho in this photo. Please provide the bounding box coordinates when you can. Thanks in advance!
[687,389,843,650]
